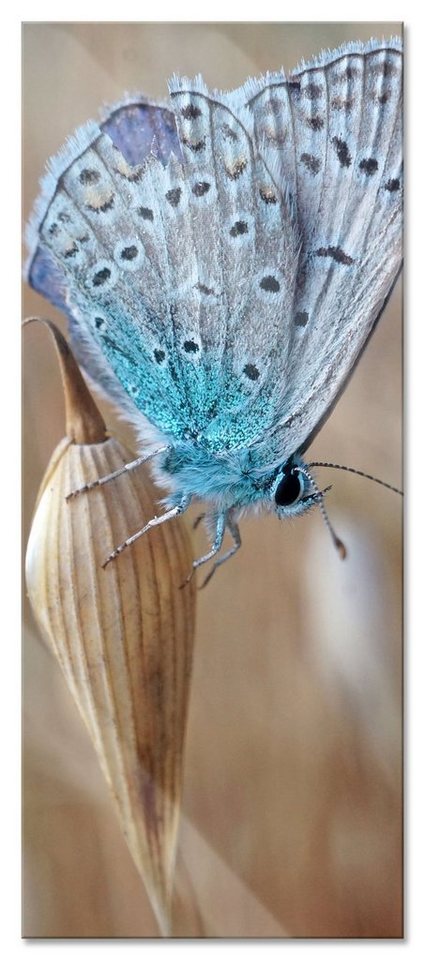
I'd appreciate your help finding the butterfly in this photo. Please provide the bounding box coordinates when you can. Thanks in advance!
[25,37,403,584]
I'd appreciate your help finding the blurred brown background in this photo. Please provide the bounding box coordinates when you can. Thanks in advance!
[22,22,402,938]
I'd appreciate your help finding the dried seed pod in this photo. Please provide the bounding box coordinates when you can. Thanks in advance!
[25,319,196,935]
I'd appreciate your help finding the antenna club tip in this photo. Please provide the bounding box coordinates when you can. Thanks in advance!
[336,539,347,560]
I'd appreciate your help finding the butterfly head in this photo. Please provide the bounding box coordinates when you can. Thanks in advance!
[269,457,320,519]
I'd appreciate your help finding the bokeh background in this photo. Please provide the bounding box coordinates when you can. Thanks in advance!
[22,22,402,938]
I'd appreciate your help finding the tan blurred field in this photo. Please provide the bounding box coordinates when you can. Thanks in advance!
[22,22,402,938]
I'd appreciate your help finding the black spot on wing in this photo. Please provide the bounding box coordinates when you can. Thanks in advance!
[385,177,400,192]
[300,153,321,175]
[79,168,101,185]
[303,82,323,100]
[345,65,361,81]
[120,245,138,261]
[229,220,249,237]
[295,311,309,327]
[93,266,112,286]
[331,136,352,168]
[222,122,238,142]
[306,115,325,131]
[192,181,210,197]
[331,65,361,84]
[183,339,199,354]
[166,187,182,207]
[181,103,202,119]
[316,246,354,266]
[376,90,392,105]
[260,275,280,293]
[359,157,379,175]
[382,61,399,78]
[137,205,154,221]
[195,281,215,295]
[243,363,260,381]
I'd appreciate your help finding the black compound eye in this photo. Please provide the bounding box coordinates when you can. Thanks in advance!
[274,469,303,507]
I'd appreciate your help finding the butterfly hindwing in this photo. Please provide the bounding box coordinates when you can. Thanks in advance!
[100,98,180,167]
[26,99,179,307]
[167,78,300,449]
[27,128,193,433]
[26,84,300,447]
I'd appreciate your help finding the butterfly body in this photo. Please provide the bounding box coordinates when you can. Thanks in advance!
[25,38,402,578]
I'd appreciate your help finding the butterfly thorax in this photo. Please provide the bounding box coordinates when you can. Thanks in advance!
[155,442,269,510]
[152,441,315,520]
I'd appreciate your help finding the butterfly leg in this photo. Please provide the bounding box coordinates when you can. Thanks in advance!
[199,514,241,589]
[181,513,226,586]
[66,445,171,500]
[102,496,191,568]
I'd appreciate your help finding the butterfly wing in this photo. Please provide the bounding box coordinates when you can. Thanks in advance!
[166,39,402,460]
[100,96,180,167]
[25,98,183,421]
[240,38,402,467]
[25,40,402,462]
[162,77,300,450]
[25,86,300,444]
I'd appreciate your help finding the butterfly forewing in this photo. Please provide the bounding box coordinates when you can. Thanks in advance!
[243,40,402,464]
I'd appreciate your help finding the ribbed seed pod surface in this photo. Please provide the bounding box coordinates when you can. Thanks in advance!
[25,321,196,935]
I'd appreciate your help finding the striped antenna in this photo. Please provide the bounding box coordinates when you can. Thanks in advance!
[307,462,402,496]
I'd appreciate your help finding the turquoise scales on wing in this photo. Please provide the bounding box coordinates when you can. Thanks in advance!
[26,90,299,452]
[25,38,402,580]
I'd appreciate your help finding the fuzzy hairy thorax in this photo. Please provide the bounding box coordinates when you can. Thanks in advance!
[150,439,315,518]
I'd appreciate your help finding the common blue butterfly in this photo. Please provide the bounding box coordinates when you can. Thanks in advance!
[25,37,402,584]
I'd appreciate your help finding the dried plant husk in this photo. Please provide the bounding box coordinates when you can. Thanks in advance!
[24,319,196,935]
